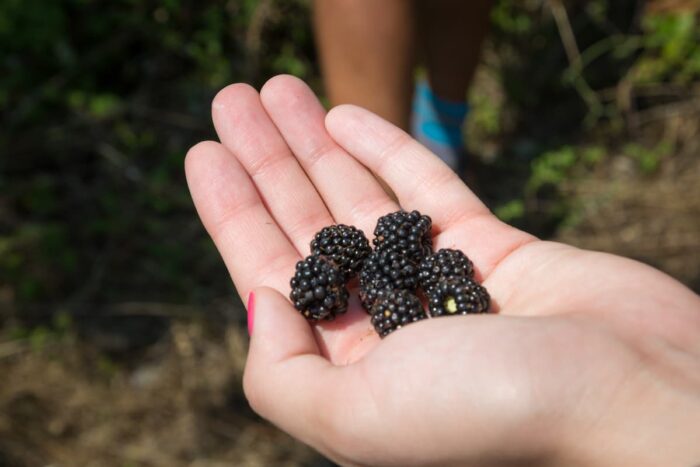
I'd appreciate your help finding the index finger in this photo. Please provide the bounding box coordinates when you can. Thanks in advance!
[259,75,400,237]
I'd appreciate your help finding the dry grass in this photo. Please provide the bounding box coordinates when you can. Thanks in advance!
[557,115,700,291]
[0,316,324,467]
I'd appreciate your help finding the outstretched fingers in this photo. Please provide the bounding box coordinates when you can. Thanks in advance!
[197,81,381,363]
[325,104,535,277]
[212,83,335,257]
[259,75,400,237]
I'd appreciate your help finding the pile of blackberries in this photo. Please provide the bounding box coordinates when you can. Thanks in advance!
[289,210,490,337]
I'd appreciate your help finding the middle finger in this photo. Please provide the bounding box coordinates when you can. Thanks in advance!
[259,75,400,237]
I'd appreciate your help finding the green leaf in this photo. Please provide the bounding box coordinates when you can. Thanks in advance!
[495,199,525,222]
[89,94,121,118]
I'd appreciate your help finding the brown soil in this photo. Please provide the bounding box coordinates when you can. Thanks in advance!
[556,122,700,292]
[1,312,326,467]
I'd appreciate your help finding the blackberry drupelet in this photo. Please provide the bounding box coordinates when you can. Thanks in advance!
[359,284,391,315]
[427,277,490,317]
[419,248,475,294]
[310,224,371,279]
[359,249,419,311]
[373,210,433,262]
[370,290,427,337]
[290,255,349,321]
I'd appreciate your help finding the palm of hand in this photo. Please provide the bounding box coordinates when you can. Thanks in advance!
[186,76,700,465]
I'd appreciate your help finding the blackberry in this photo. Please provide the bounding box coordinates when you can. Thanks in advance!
[310,224,371,279]
[427,277,490,317]
[359,285,391,315]
[289,255,349,321]
[373,210,433,261]
[370,290,427,337]
[418,248,475,294]
[359,249,419,311]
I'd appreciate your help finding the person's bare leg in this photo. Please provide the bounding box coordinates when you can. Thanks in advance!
[419,0,492,101]
[313,0,417,131]
[411,0,492,171]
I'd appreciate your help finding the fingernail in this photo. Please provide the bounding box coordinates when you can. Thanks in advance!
[246,291,255,335]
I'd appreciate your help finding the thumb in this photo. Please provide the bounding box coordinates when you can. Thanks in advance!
[246,286,320,362]
[242,287,337,444]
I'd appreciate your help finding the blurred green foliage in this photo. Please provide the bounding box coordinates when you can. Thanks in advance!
[623,139,672,174]
[636,12,700,83]
[0,0,697,316]
[475,0,699,230]
[8,310,73,352]
[1,0,315,310]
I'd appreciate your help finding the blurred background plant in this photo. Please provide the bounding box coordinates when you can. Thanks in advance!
[1,0,698,465]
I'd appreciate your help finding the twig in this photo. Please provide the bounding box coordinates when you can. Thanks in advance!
[548,0,580,64]
[548,0,604,122]
[632,98,700,126]
[14,301,228,321]
[245,0,276,80]
[0,340,29,360]
[597,83,700,101]
[96,142,144,182]
[130,104,206,131]
[106,302,208,318]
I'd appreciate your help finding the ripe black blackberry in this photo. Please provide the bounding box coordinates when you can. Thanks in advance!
[373,210,433,262]
[289,255,349,321]
[359,249,419,311]
[418,248,475,294]
[310,224,371,279]
[358,284,391,315]
[427,277,490,317]
[370,290,427,337]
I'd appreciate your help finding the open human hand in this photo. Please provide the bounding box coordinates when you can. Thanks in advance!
[185,75,700,466]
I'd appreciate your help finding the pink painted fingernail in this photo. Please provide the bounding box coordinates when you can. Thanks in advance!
[247,291,255,335]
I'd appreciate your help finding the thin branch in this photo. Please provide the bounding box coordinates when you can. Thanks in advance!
[548,0,604,122]
[0,340,29,360]
[549,0,580,64]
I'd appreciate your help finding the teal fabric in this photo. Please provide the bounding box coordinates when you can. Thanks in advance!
[411,80,469,148]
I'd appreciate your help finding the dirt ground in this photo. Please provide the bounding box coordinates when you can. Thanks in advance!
[0,306,327,467]
[2,2,699,464]
[555,117,700,291]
